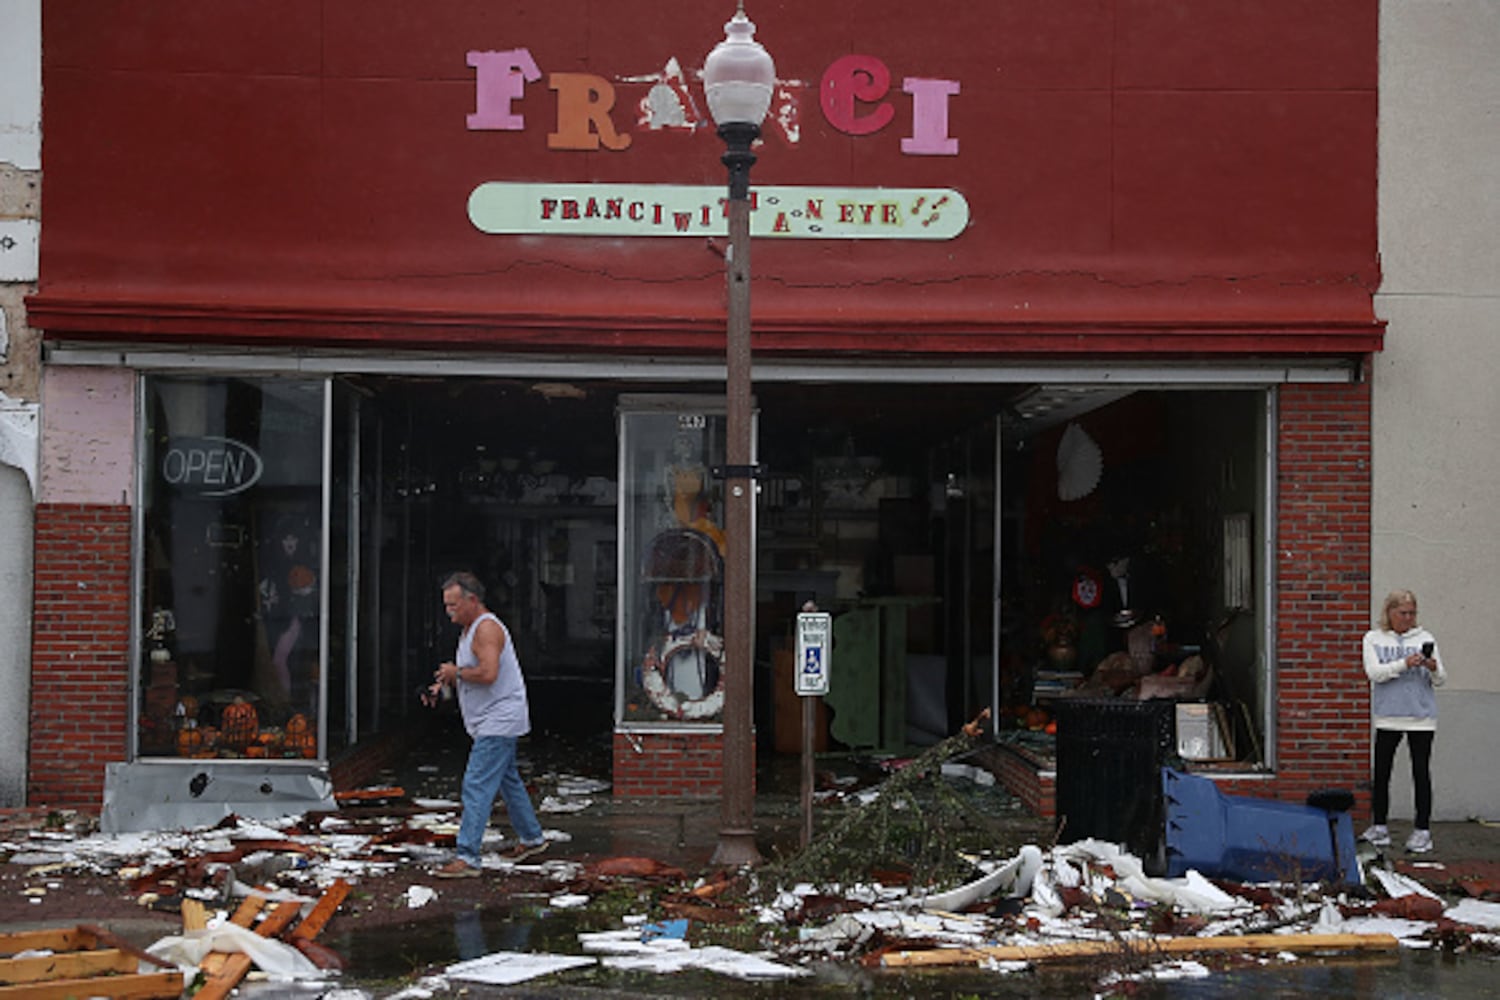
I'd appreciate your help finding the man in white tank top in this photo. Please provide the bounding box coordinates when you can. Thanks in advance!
[427,571,548,877]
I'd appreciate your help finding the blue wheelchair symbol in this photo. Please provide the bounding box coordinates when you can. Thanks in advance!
[803,648,822,675]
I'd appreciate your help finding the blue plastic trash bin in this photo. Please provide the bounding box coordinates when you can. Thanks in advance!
[1161,767,1361,885]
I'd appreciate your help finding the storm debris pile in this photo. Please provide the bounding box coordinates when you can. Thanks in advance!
[762,712,1005,892]
[754,835,1500,982]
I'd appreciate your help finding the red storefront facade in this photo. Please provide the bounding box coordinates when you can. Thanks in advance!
[26,1,1380,825]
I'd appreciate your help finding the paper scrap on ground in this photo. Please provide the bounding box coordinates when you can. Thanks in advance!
[539,795,593,813]
[446,951,596,985]
[600,944,810,980]
[1447,898,1500,930]
[1369,866,1442,900]
[404,884,437,909]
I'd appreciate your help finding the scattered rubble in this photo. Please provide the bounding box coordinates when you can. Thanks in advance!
[3,755,1499,996]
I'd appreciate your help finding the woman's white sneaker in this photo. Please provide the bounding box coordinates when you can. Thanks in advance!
[1405,829,1433,854]
[1360,824,1391,847]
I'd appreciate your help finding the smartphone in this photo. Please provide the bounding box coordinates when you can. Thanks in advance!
[1421,641,1434,658]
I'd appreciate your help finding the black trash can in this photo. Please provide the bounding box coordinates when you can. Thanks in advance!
[1052,698,1175,869]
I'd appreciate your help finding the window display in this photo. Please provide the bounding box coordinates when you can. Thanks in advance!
[617,400,747,725]
[137,375,327,759]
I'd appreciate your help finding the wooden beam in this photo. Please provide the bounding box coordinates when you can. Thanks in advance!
[0,971,183,999]
[227,894,267,927]
[289,879,350,941]
[881,932,1402,968]
[199,893,269,976]
[0,948,134,984]
[193,900,304,1000]
[181,898,209,932]
[0,928,85,957]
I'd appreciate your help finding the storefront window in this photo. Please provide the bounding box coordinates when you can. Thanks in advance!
[617,399,737,725]
[137,376,326,760]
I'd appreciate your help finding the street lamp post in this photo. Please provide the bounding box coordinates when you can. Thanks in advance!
[704,2,773,867]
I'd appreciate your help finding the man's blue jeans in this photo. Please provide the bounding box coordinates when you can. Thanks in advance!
[456,734,544,866]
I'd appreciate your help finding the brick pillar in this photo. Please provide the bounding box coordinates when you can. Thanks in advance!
[612,728,749,799]
[29,503,132,809]
[1274,380,1372,812]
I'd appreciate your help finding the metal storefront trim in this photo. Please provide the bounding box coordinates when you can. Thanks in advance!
[43,343,1361,385]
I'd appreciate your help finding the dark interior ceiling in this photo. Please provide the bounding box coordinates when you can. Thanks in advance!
[353,376,1040,479]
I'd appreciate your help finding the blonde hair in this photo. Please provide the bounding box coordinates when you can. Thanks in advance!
[1377,589,1418,631]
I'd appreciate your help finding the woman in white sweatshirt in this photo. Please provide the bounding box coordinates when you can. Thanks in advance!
[1360,589,1446,853]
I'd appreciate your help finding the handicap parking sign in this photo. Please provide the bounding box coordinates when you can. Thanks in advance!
[795,612,832,696]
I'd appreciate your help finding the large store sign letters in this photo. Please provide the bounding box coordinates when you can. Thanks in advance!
[467,48,960,156]
[465,47,967,239]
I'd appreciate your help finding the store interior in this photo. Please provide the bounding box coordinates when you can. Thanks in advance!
[338,376,1269,768]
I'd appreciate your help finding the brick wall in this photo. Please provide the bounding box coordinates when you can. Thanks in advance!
[1273,380,1373,812]
[612,729,746,799]
[29,503,133,810]
[984,743,1056,818]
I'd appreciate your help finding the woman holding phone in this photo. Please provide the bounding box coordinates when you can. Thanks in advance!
[1361,589,1447,853]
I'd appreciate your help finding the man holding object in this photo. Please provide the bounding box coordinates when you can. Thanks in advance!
[427,571,548,877]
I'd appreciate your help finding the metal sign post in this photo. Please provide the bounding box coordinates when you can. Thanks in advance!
[795,610,832,848]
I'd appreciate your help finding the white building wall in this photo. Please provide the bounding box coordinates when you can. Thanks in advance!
[1375,0,1500,822]
[0,0,40,808]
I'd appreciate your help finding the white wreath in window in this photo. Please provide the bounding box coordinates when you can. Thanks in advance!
[641,629,725,721]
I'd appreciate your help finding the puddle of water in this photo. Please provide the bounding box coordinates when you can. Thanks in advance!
[326,899,589,982]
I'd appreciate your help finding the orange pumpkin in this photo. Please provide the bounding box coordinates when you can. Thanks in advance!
[221,698,259,748]
[285,728,317,759]
[245,744,267,758]
[177,723,203,756]
[285,713,309,736]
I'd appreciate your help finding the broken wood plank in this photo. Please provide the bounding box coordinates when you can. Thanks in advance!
[181,898,209,932]
[198,893,268,977]
[0,971,183,999]
[881,931,1402,968]
[0,927,86,957]
[290,936,346,971]
[333,786,405,804]
[0,947,135,985]
[288,879,350,941]
[228,894,266,927]
[193,899,304,1000]
[283,879,351,971]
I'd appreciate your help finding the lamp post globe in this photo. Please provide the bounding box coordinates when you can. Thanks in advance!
[704,5,776,132]
[705,3,772,868]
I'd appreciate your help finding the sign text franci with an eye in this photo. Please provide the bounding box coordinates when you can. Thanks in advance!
[465,48,970,241]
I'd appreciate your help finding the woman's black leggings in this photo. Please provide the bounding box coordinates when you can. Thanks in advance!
[1371,728,1434,829]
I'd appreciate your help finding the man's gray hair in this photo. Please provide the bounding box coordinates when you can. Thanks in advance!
[441,571,486,602]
